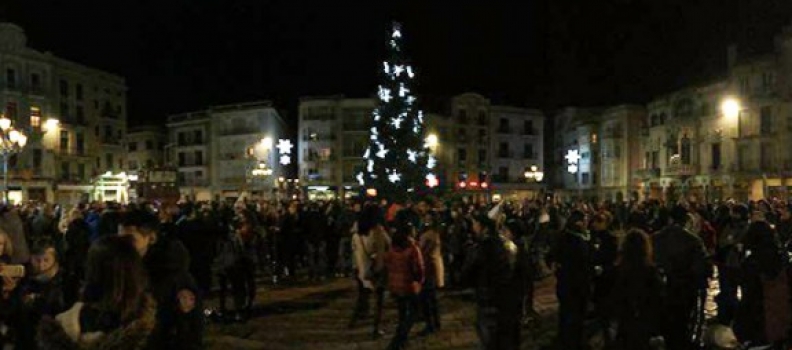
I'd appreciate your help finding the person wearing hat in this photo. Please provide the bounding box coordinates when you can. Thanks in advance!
[653,204,710,350]
[549,210,593,350]
[461,214,522,349]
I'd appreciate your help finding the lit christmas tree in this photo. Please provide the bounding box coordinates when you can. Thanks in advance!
[358,22,436,201]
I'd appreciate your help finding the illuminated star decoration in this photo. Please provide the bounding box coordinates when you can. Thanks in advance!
[367,159,375,172]
[276,139,293,155]
[426,173,438,188]
[279,155,291,166]
[407,150,417,163]
[383,62,390,75]
[398,84,409,97]
[378,86,392,102]
[406,66,414,78]
[356,172,364,185]
[388,171,401,183]
[391,115,404,129]
[393,65,405,77]
[427,155,437,169]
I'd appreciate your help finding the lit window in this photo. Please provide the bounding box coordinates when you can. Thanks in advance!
[591,133,598,144]
[30,106,41,128]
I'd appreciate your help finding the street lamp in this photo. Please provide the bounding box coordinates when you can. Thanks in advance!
[722,97,742,137]
[524,165,544,182]
[426,133,439,149]
[0,114,27,204]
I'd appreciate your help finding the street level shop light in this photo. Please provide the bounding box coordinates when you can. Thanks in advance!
[0,114,27,203]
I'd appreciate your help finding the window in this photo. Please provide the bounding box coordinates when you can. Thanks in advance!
[60,102,69,120]
[145,140,153,150]
[177,132,186,145]
[76,84,84,100]
[61,162,70,180]
[761,144,772,170]
[104,126,112,139]
[128,141,138,152]
[591,133,598,144]
[5,102,17,120]
[524,143,534,159]
[30,73,40,90]
[651,151,659,169]
[458,148,467,162]
[581,172,590,185]
[33,149,42,169]
[194,151,203,165]
[145,159,154,168]
[77,164,85,180]
[712,143,722,170]
[105,153,113,170]
[5,68,16,89]
[178,153,186,166]
[194,130,203,143]
[478,129,487,143]
[477,111,487,125]
[681,136,691,164]
[499,143,509,158]
[524,120,534,135]
[738,145,749,171]
[59,79,69,97]
[762,72,775,91]
[60,130,69,151]
[76,132,84,155]
[740,77,750,94]
[75,106,85,123]
[30,106,41,128]
[498,118,509,132]
[96,157,100,168]
[760,106,773,135]
[498,167,509,183]
[458,110,468,123]
[478,149,487,163]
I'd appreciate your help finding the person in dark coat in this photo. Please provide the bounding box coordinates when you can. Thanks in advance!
[119,209,203,350]
[58,208,91,303]
[549,210,594,350]
[176,206,216,297]
[462,214,523,350]
[653,206,710,350]
[734,219,789,346]
[279,201,303,280]
[608,229,665,350]
[96,202,121,240]
[716,204,749,326]
[303,202,328,281]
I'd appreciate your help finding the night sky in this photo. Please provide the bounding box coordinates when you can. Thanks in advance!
[4,1,792,127]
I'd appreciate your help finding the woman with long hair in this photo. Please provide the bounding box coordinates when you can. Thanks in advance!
[38,235,156,349]
[608,229,664,349]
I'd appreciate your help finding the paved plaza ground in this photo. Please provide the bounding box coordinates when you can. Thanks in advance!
[206,278,560,350]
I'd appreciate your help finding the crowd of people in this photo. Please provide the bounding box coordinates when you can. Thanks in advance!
[0,196,790,349]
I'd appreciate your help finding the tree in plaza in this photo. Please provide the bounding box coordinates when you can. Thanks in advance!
[358,22,437,202]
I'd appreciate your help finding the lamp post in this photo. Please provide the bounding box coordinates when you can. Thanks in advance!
[524,165,544,200]
[0,114,28,204]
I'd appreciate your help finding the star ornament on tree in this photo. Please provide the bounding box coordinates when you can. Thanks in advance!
[378,86,392,102]
[388,171,401,183]
[407,150,417,163]
[277,139,293,155]
[356,172,365,185]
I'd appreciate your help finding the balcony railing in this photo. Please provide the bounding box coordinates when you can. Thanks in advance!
[498,151,514,159]
[522,128,537,136]
[633,168,660,179]
[664,163,696,177]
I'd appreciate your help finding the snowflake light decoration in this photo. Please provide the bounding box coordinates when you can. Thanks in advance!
[279,155,291,166]
[407,149,417,163]
[378,86,392,102]
[406,66,414,78]
[356,173,364,185]
[394,65,404,77]
[388,171,401,183]
[276,139,293,155]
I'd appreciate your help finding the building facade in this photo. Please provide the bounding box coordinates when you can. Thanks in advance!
[490,105,545,199]
[0,22,127,204]
[166,101,285,201]
[552,105,645,202]
[298,96,375,200]
[126,126,166,172]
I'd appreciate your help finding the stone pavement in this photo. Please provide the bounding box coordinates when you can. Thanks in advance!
[207,278,559,350]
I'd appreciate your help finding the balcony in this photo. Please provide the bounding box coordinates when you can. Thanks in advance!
[522,128,537,136]
[498,151,514,159]
[633,168,660,179]
[664,163,696,177]
[497,127,510,134]
[522,152,537,160]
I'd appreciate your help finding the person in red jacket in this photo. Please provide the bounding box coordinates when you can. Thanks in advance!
[384,219,425,350]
